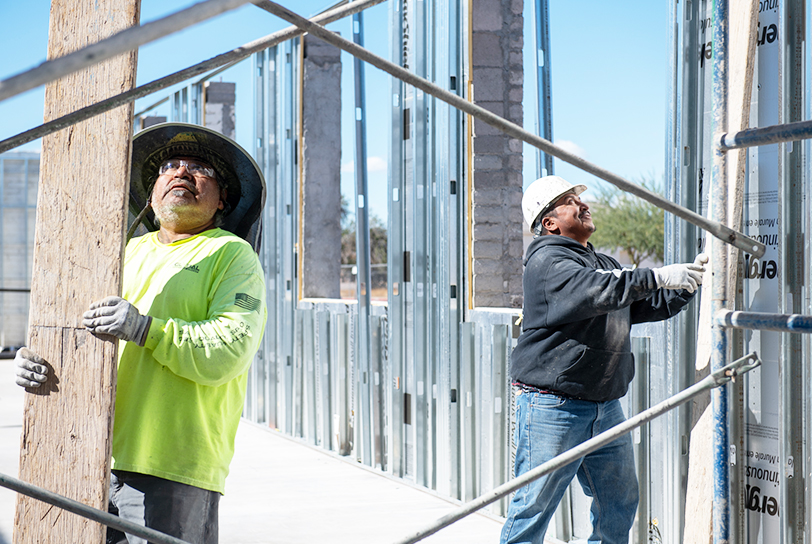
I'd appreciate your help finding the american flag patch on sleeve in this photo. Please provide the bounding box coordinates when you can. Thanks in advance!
[235,293,261,311]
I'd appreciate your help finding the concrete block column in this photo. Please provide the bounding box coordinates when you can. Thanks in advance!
[205,81,236,139]
[301,35,342,298]
[471,0,524,308]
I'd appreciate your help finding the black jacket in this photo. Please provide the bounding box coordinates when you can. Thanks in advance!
[511,235,696,402]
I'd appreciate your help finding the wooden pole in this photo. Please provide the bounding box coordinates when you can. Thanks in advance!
[13,0,140,542]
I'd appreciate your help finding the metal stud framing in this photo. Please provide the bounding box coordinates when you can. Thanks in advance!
[243,0,519,514]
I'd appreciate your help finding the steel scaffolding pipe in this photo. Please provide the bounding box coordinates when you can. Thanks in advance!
[710,0,731,542]
[0,0,254,102]
[392,353,761,544]
[0,472,189,544]
[721,118,812,150]
[257,0,766,259]
[716,310,812,333]
[0,0,385,154]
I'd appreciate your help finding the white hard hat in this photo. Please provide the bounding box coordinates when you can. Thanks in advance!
[522,175,587,229]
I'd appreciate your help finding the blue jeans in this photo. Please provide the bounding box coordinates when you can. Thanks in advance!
[500,392,638,544]
[107,470,220,544]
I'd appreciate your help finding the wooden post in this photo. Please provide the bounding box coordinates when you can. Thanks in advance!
[13,0,140,542]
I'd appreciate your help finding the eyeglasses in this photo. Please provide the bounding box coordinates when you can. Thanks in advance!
[158,158,216,178]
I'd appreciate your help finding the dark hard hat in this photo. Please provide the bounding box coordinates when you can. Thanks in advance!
[129,122,266,247]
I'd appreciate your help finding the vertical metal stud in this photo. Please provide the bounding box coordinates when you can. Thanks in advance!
[334,313,353,455]
[632,337,651,544]
[293,309,304,438]
[350,0,374,469]
[370,315,386,469]
[303,309,317,444]
[388,0,407,480]
[533,0,554,176]
[491,325,510,516]
[281,39,300,436]
[460,321,477,501]
[411,0,430,486]
[317,310,332,449]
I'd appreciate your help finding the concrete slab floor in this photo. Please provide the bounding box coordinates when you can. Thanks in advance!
[0,359,503,543]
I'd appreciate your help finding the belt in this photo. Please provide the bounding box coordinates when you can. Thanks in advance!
[512,381,577,399]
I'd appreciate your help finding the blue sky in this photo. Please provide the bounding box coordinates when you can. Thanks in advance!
[0,1,668,221]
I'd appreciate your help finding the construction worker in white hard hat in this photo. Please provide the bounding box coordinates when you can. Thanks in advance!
[15,123,267,544]
[501,175,707,544]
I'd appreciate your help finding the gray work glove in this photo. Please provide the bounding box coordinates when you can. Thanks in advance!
[15,347,48,388]
[82,296,152,346]
[652,254,708,293]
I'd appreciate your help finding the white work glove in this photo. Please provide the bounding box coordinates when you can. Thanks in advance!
[652,253,708,293]
[15,347,48,389]
[82,296,152,346]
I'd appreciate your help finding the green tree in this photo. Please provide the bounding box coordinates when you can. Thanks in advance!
[587,178,665,267]
[341,211,388,265]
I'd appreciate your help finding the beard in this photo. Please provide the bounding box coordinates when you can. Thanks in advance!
[152,195,182,226]
[152,192,212,228]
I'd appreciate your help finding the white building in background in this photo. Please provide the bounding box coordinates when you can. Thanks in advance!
[0,151,38,349]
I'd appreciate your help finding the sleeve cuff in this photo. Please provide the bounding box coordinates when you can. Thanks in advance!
[143,318,166,350]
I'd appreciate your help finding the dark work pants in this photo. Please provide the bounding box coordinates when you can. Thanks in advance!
[107,470,220,544]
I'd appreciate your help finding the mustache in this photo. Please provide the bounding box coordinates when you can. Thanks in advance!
[164,181,198,197]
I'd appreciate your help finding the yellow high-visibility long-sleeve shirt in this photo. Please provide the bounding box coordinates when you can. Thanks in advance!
[112,228,266,494]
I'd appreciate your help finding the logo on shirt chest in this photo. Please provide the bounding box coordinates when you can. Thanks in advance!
[173,262,200,273]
